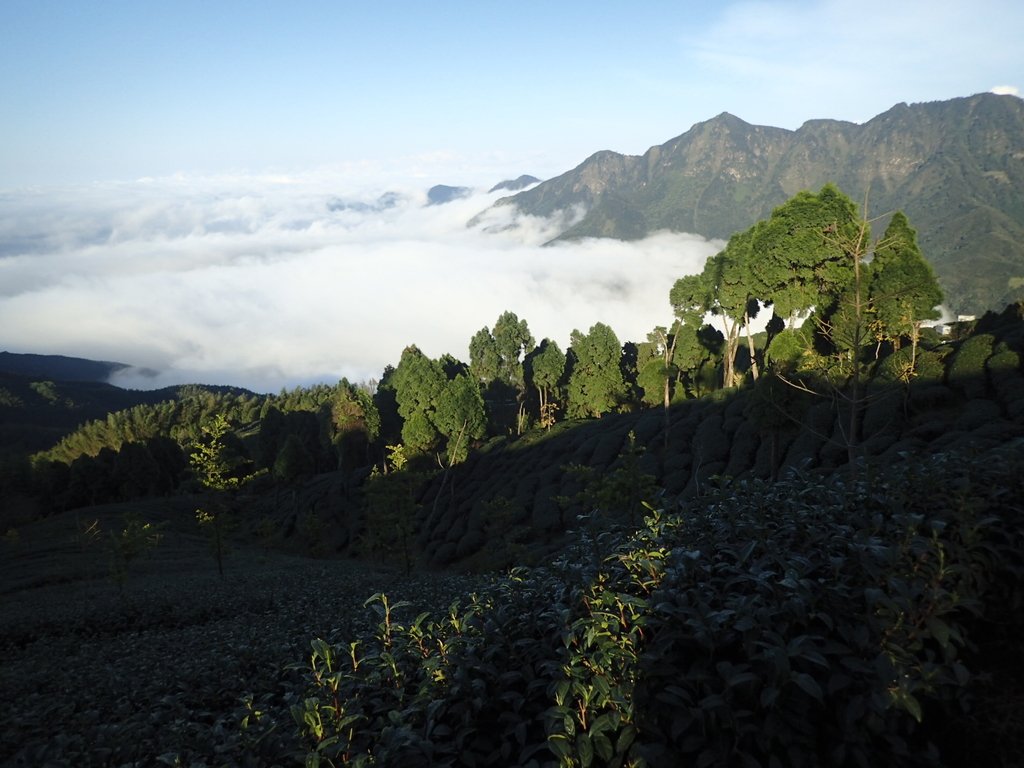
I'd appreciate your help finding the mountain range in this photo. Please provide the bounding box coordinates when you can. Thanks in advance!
[488,93,1024,315]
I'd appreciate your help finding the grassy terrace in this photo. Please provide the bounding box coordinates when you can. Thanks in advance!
[0,499,484,766]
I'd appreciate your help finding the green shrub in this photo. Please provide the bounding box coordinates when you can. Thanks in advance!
[107,512,164,587]
[947,334,995,399]
[293,449,1024,767]
[692,411,729,464]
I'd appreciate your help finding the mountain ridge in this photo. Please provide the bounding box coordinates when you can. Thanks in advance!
[0,351,129,383]
[490,93,1024,314]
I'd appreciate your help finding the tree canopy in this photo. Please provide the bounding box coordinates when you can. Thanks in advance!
[567,322,628,418]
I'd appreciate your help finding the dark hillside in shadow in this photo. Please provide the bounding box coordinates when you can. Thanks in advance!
[415,305,1024,567]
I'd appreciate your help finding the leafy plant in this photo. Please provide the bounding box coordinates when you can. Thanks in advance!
[292,447,1024,767]
[107,511,164,588]
[191,414,250,577]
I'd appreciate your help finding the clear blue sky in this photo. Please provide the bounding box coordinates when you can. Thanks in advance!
[2,0,1021,187]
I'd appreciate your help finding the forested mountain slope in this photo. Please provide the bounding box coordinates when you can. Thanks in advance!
[491,93,1024,314]
[414,306,1024,567]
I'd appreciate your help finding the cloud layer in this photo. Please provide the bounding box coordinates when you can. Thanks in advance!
[0,175,720,393]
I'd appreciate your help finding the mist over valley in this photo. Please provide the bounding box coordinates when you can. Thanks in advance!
[0,174,720,392]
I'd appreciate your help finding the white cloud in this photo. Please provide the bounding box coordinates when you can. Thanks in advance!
[0,176,720,393]
[991,85,1020,96]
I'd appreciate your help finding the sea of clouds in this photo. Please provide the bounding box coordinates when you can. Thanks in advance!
[0,174,722,393]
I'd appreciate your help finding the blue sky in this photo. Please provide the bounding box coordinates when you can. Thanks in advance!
[3,0,1021,187]
[0,0,1021,390]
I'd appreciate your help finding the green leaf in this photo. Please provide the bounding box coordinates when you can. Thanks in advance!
[592,731,614,763]
[547,734,572,759]
[553,679,571,706]
[926,616,951,649]
[902,693,923,723]
[577,732,595,768]
[792,672,823,703]
[615,724,637,756]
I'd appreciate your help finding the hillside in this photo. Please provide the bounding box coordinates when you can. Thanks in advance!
[488,93,1024,315]
[0,367,257,458]
[0,351,129,383]
[412,308,1024,568]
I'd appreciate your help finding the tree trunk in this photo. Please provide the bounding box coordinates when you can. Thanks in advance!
[744,310,760,382]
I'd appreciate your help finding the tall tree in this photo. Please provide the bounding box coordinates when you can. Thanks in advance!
[636,324,681,448]
[470,311,536,434]
[273,433,315,483]
[669,272,712,327]
[814,212,875,479]
[391,346,446,453]
[639,325,680,406]
[114,441,161,500]
[433,373,487,466]
[869,211,943,368]
[567,322,628,418]
[701,233,763,387]
[669,273,724,396]
[321,380,381,471]
[492,311,535,388]
[749,184,862,323]
[525,338,566,429]
[469,327,500,384]
[191,414,242,578]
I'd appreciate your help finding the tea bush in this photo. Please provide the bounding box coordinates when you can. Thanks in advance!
[295,446,1024,767]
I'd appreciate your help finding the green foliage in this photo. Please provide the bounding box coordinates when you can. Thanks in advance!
[570,431,657,531]
[634,324,683,411]
[469,326,500,383]
[361,444,420,573]
[191,414,248,578]
[567,323,628,418]
[750,183,862,319]
[42,386,261,466]
[294,580,569,767]
[470,311,536,436]
[870,211,944,347]
[107,511,164,588]
[320,381,381,471]
[433,374,487,466]
[674,323,722,398]
[669,273,711,326]
[948,334,995,399]
[190,415,242,492]
[28,379,374,512]
[29,380,60,404]
[525,338,567,428]
[392,345,447,453]
[273,433,315,483]
[764,326,814,371]
[293,448,1024,767]
[635,356,668,408]
[492,311,535,389]
[700,229,763,386]
[0,386,24,407]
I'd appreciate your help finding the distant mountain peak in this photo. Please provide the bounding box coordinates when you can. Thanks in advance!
[0,351,128,383]
[426,184,473,206]
[485,93,1024,314]
[489,175,541,193]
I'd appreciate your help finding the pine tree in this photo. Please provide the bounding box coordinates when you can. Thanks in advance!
[567,323,628,418]
[869,211,943,369]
